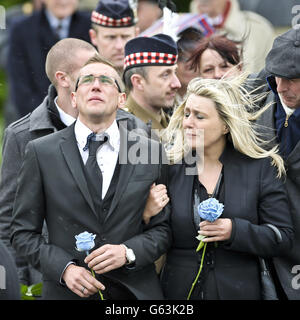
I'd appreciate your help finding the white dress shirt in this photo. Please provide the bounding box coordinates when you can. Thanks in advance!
[55,98,76,127]
[74,118,120,199]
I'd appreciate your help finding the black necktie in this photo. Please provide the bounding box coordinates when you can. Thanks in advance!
[54,23,62,39]
[85,133,108,201]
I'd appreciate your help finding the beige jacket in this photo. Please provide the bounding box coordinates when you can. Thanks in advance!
[190,0,276,72]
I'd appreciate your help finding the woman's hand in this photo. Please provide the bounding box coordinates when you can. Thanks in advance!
[198,218,232,242]
[143,183,169,224]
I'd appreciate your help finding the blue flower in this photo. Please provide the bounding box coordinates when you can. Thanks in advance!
[188,198,225,300]
[197,198,224,222]
[74,231,104,300]
[75,231,96,252]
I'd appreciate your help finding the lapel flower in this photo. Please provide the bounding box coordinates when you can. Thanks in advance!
[187,198,224,300]
[75,231,104,300]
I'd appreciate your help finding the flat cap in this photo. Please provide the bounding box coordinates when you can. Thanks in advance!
[91,0,137,28]
[265,28,300,79]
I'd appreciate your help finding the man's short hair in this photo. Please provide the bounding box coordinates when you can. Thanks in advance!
[123,66,148,91]
[45,38,96,87]
[82,54,125,92]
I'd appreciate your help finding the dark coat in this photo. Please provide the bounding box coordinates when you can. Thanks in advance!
[0,240,20,300]
[161,143,294,300]
[0,85,58,286]
[7,8,91,118]
[255,86,300,300]
[10,120,171,300]
[0,84,151,288]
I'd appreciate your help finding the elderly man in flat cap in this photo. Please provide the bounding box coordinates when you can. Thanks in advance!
[254,28,300,300]
[89,0,139,73]
[123,33,181,130]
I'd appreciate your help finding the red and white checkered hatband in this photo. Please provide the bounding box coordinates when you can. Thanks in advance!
[124,52,178,69]
[91,10,132,27]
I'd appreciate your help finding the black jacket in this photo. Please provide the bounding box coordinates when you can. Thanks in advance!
[10,118,170,300]
[161,142,294,300]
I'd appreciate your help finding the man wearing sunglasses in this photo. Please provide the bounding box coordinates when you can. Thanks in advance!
[11,54,171,300]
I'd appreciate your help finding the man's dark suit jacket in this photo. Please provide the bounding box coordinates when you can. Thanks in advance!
[7,8,91,118]
[11,119,171,300]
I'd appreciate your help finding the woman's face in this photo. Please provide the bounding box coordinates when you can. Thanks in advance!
[183,93,228,151]
[199,48,241,79]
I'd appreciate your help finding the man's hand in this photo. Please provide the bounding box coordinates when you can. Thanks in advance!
[62,264,105,298]
[85,244,127,274]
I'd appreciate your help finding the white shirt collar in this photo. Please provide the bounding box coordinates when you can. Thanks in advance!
[278,94,295,116]
[55,97,76,127]
[74,118,120,152]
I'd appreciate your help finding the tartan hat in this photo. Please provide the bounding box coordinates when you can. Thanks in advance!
[91,0,137,28]
[124,33,178,73]
[265,28,300,79]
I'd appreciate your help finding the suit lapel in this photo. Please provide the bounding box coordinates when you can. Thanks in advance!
[60,123,97,217]
[104,120,136,222]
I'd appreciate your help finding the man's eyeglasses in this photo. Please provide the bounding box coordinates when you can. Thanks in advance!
[75,74,121,92]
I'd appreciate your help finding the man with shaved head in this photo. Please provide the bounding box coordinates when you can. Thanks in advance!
[0,38,97,291]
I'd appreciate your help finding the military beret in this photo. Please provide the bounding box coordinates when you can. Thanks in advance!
[124,33,178,73]
[265,28,300,79]
[91,0,137,28]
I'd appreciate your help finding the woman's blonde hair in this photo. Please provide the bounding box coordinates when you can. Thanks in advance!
[163,75,285,177]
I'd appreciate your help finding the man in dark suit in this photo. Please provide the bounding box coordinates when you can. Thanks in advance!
[7,0,91,121]
[11,54,171,300]
[0,38,97,289]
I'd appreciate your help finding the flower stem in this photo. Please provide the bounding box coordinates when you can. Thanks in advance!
[85,251,104,300]
[187,242,207,300]
[90,268,104,300]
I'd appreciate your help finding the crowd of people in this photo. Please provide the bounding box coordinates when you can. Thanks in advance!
[0,0,299,301]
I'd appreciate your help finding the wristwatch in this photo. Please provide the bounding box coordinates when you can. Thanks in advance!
[122,244,136,266]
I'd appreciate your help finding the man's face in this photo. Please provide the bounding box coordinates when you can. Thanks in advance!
[275,77,300,109]
[142,65,181,110]
[42,0,78,19]
[72,63,124,125]
[90,25,137,70]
